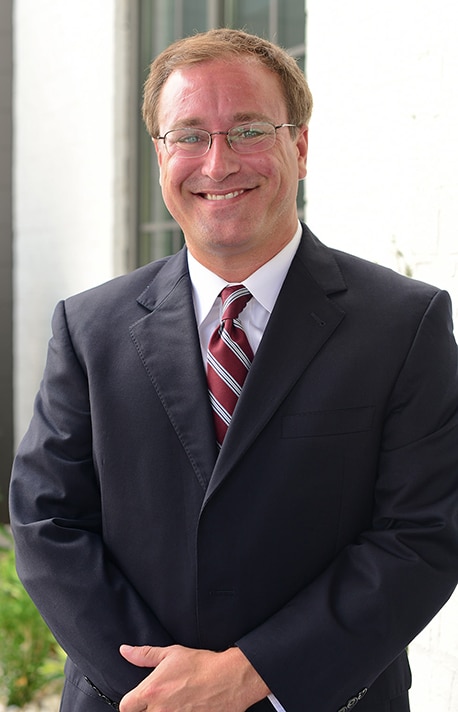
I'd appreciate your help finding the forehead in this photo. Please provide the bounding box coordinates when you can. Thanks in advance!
[157,58,288,128]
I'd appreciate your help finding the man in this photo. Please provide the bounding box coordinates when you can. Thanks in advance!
[9,28,458,712]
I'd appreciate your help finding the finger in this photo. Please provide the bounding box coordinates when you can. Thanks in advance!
[119,644,165,667]
[119,687,148,712]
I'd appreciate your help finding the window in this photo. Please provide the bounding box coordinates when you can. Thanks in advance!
[137,0,306,265]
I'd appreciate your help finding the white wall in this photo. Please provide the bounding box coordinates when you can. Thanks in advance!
[306,0,458,320]
[13,0,136,439]
[305,2,458,709]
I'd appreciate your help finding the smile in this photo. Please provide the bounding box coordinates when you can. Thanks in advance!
[201,190,246,201]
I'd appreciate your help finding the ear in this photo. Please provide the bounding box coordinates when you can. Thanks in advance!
[296,126,308,179]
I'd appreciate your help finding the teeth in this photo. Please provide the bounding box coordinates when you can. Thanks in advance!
[203,190,245,201]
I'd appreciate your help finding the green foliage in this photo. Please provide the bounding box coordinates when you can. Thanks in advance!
[0,526,65,707]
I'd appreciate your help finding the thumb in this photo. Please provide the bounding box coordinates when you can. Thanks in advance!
[119,644,165,668]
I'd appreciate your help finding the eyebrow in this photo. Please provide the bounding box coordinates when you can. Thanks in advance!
[168,112,274,130]
[232,112,273,123]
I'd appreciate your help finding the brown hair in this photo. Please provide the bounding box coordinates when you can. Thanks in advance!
[142,28,313,138]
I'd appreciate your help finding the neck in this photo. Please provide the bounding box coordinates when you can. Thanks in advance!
[187,236,297,283]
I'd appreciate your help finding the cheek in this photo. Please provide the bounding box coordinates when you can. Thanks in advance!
[250,150,292,183]
[248,154,276,177]
[162,157,196,190]
[160,166,183,197]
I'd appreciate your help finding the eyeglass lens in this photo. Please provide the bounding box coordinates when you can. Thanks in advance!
[163,122,279,157]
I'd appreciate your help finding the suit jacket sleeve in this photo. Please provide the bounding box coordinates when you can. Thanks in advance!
[236,288,458,711]
[9,299,175,702]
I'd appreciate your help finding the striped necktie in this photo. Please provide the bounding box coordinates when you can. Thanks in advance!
[207,285,254,448]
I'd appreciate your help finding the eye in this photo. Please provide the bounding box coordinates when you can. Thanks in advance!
[236,126,266,140]
[164,129,208,150]
[176,132,206,145]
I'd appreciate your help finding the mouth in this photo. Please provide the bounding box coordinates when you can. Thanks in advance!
[199,189,247,201]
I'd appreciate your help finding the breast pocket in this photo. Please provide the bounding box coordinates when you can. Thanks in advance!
[282,406,375,438]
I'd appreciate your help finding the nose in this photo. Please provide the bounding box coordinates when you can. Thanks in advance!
[201,133,241,182]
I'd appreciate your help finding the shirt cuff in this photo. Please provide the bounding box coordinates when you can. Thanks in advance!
[268,693,287,711]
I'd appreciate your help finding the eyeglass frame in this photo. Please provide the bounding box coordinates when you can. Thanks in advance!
[154,122,298,158]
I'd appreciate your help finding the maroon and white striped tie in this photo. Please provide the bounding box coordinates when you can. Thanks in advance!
[207,285,254,448]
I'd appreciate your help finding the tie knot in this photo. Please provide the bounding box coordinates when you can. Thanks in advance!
[220,285,252,321]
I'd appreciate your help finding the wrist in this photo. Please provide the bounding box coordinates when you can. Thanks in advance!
[221,646,271,708]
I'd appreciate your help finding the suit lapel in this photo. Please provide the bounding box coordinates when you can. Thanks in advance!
[204,227,347,503]
[129,228,348,500]
[129,249,217,490]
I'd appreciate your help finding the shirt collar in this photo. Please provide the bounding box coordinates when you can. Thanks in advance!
[188,221,302,327]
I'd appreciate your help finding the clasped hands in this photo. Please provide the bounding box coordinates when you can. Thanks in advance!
[118,643,270,712]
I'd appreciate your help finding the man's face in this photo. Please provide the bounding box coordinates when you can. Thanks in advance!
[154,58,308,277]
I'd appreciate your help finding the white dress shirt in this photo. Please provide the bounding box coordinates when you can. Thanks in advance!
[187,221,302,712]
[188,221,302,366]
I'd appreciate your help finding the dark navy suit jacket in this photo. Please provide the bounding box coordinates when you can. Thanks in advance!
[10,224,458,711]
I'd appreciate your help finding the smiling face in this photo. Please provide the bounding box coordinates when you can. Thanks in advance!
[154,58,308,280]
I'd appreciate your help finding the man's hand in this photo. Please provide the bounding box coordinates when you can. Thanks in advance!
[118,643,270,711]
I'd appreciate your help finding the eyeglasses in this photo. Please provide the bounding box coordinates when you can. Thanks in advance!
[155,122,297,158]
